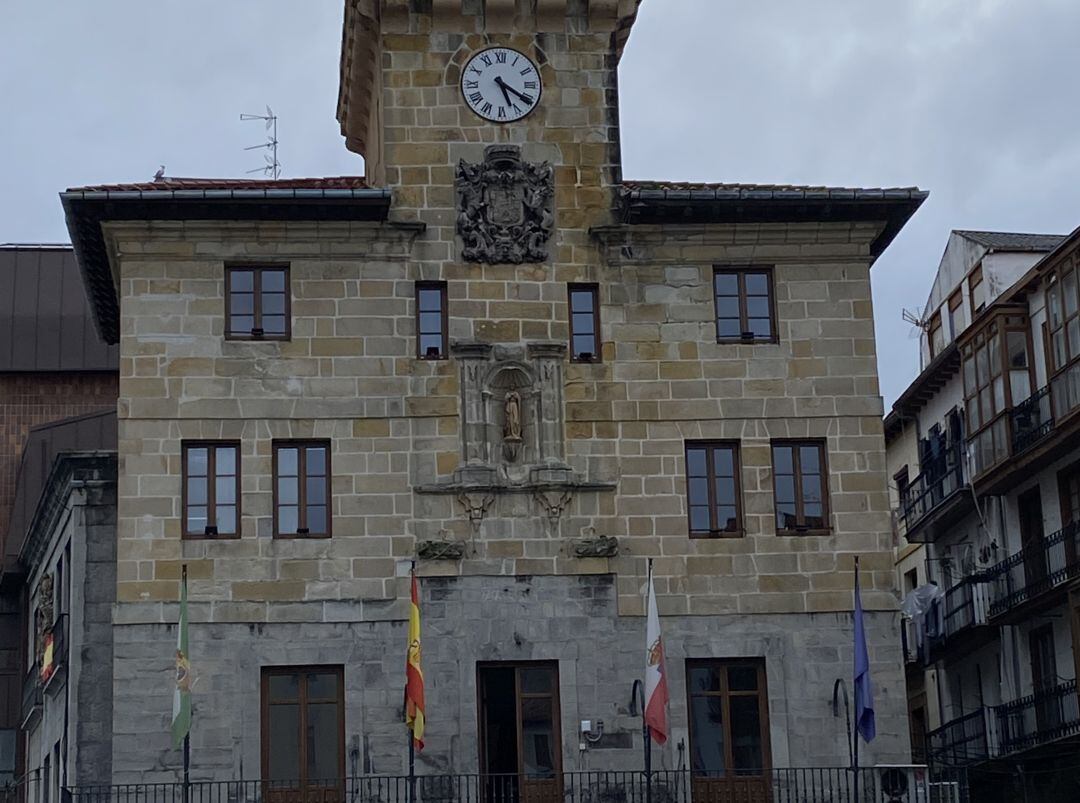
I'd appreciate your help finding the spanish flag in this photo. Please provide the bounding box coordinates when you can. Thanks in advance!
[405,572,425,750]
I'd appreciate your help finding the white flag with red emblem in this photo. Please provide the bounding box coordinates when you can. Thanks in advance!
[644,562,669,744]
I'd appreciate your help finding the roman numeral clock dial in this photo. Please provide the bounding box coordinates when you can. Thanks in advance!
[461,47,542,123]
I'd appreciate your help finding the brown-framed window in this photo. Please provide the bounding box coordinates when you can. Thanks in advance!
[568,283,601,362]
[948,290,964,340]
[261,666,344,788]
[713,267,776,343]
[686,659,771,779]
[968,264,985,319]
[928,311,944,358]
[685,442,742,538]
[273,441,331,538]
[1059,460,1080,526]
[771,441,829,534]
[182,441,240,538]
[225,266,290,340]
[416,281,448,360]
[477,662,562,780]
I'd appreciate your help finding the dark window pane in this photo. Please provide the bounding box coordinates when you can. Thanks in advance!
[690,507,711,532]
[715,297,740,318]
[306,447,327,476]
[717,318,741,338]
[307,673,339,700]
[573,335,597,358]
[572,312,595,335]
[278,506,299,534]
[718,506,738,531]
[687,449,707,477]
[307,506,327,535]
[777,504,797,531]
[186,508,207,534]
[307,703,341,781]
[690,697,725,775]
[571,290,595,314]
[188,478,207,505]
[306,477,327,506]
[804,506,824,529]
[690,666,722,693]
[774,476,795,505]
[520,667,554,693]
[230,293,254,315]
[277,477,298,505]
[267,704,300,781]
[418,288,442,311]
[262,314,287,335]
[713,448,734,477]
[215,447,236,476]
[419,312,443,333]
[688,478,709,505]
[772,446,793,475]
[277,448,298,476]
[728,666,758,692]
[746,297,770,319]
[269,674,300,702]
[263,293,286,315]
[420,335,444,356]
[262,270,286,292]
[714,273,738,295]
[744,274,769,295]
[230,270,254,292]
[748,318,772,338]
[216,477,236,505]
[715,477,736,506]
[187,448,208,477]
[216,506,237,535]
[729,696,763,772]
[802,475,822,505]
[800,446,821,474]
[521,697,556,777]
[230,315,255,335]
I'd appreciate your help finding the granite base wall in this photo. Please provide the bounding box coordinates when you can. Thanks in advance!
[111,574,909,783]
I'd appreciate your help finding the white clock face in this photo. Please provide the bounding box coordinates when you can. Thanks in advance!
[461,47,542,123]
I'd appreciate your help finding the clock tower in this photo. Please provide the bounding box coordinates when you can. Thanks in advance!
[337,0,644,234]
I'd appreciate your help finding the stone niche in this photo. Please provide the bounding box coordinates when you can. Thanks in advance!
[417,342,615,527]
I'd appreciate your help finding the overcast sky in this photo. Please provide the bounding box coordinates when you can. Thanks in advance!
[3,0,1080,405]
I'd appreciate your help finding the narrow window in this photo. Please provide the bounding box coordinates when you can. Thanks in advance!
[261,667,344,792]
[182,441,241,538]
[968,265,985,319]
[713,267,775,343]
[948,289,964,339]
[685,442,742,537]
[225,266,290,340]
[416,281,448,359]
[273,441,331,537]
[928,311,944,358]
[772,441,830,534]
[568,283,601,362]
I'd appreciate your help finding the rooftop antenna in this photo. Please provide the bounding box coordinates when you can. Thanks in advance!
[902,306,932,370]
[240,105,281,179]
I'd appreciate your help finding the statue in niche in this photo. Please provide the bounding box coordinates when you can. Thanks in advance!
[503,390,523,463]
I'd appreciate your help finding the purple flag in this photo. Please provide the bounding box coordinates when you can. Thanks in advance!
[854,562,876,742]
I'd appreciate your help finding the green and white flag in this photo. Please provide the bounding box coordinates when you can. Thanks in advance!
[171,566,192,748]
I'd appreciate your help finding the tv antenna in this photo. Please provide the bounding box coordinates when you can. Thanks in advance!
[240,105,281,179]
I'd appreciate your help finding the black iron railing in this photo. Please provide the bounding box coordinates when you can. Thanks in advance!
[927,709,990,768]
[1010,385,1055,456]
[20,663,41,726]
[931,576,990,649]
[986,520,1080,618]
[996,679,1080,755]
[66,769,970,803]
[899,445,965,533]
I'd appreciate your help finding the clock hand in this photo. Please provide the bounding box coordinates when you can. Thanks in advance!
[494,78,513,107]
[495,76,531,104]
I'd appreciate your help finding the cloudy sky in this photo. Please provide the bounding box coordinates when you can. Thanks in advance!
[3,0,1080,404]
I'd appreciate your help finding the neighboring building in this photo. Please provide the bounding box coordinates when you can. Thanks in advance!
[886,228,1080,802]
[0,245,118,797]
[57,1,928,799]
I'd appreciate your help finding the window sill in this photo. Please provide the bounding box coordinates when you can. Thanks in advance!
[273,533,333,540]
[226,335,291,342]
[776,528,832,537]
[716,337,778,345]
[690,530,744,539]
[416,354,448,361]
[570,357,603,365]
[182,533,241,541]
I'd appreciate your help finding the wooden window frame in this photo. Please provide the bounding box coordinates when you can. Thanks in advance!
[272,440,332,539]
[181,440,241,539]
[225,265,292,341]
[968,264,985,320]
[928,311,944,359]
[948,289,964,339]
[415,281,449,360]
[686,658,772,776]
[260,665,345,787]
[1045,260,1080,375]
[771,440,831,535]
[567,283,601,363]
[684,441,743,539]
[476,661,563,779]
[713,266,778,344]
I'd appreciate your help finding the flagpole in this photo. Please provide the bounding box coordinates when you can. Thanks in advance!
[645,559,653,803]
[182,565,190,803]
[407,562,417,803]
[852,556,860,803]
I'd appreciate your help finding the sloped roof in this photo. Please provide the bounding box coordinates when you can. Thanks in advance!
[0,246,118,372]
[68,176,369,193]
[954,230,1066,252]
[622,181,926,201]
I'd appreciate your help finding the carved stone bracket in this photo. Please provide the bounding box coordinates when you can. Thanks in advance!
[417,540,467,561]
[456,491,495,531]
[534,488,573,522]
[456,145,554,264]
[573,536,619,559]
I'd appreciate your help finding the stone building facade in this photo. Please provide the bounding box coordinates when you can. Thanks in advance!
[62,0,927,793]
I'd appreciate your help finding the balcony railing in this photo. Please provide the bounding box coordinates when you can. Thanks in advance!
[986,520,1080,618]
[996,679,1080,755]
[927,708,991,767]
[65,769,971,803]
[43,614,69,688]
[20,663,41,728]
[932,576,991,649]
[899,445,966,534]
[1009,385,1055,456]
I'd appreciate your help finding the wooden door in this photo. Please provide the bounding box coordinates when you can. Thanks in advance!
[479,664,562,803]
[262,667,345,803]
[1029,626,1059,736]
[687,660,771,803]
[1019,488,1046,590]
[1058,461,1080,567]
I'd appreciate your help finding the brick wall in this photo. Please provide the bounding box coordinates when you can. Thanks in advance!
[0,372,119,554]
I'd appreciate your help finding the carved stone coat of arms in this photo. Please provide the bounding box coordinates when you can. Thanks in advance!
[456,145,554,264]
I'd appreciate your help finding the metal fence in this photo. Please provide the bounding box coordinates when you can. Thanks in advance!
[986,519,1080,617]
[66,768,969,803]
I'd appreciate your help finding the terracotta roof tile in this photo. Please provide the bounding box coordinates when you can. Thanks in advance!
[67,176,369,192]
